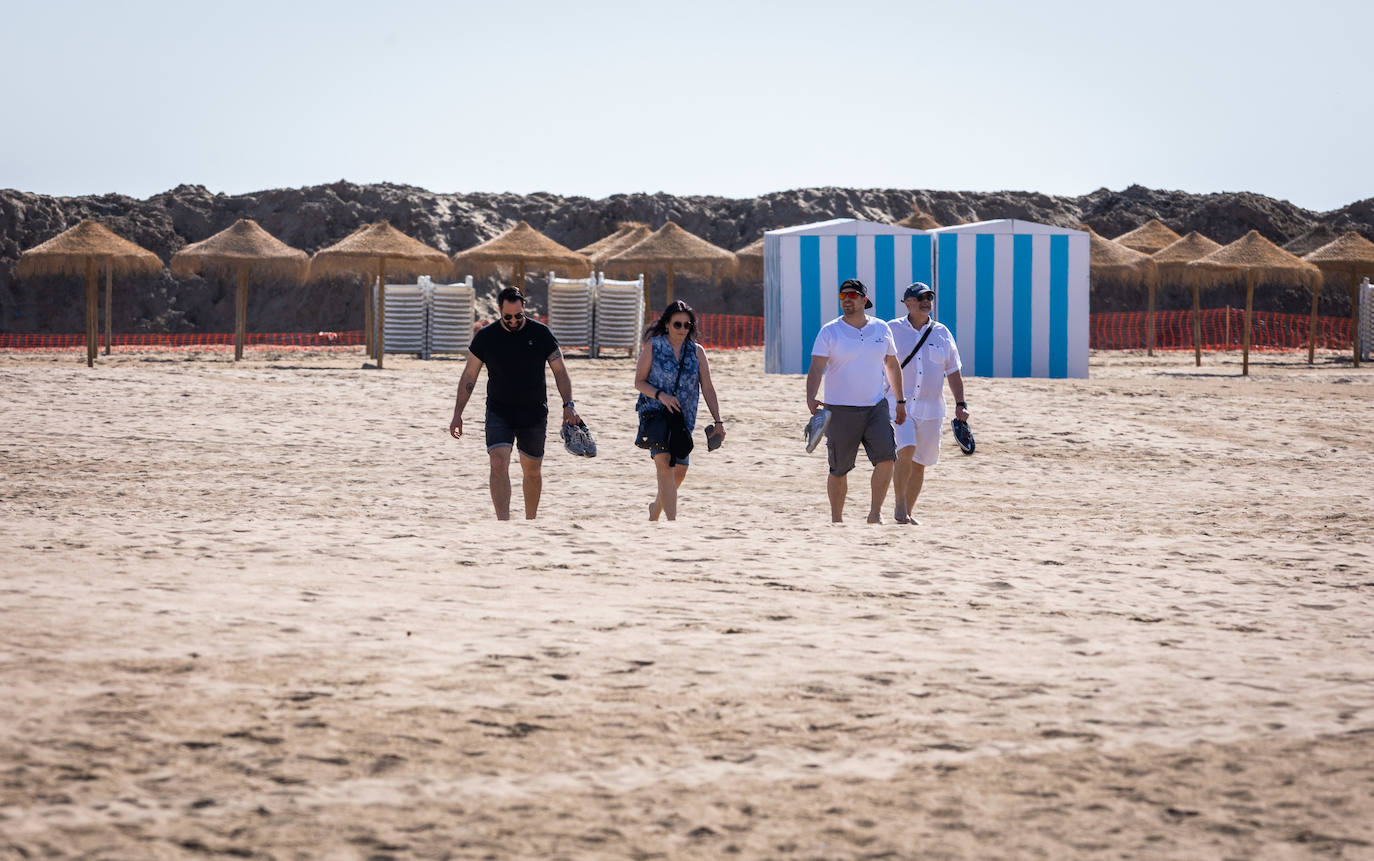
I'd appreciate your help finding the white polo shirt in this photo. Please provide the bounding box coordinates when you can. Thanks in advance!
[886,315,962,420]
[811,315,897,406]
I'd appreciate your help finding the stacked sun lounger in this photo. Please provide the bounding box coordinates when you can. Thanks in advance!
[592,273,644,359]
[378,282,428,356]
[546,273,595,356]
[429,276,476,357]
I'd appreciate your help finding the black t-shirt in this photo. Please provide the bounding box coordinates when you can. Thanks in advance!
[468,319,561,423]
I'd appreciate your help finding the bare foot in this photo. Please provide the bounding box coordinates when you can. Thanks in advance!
[866,515,883,524]
[649,501,660,522]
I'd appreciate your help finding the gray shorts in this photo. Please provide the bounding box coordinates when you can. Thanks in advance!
[826,402,897,476]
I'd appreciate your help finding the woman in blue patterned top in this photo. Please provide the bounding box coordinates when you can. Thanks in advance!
[633,300,725,521]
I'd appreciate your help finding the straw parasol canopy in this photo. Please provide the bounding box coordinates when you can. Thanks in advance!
[16,219,163,367]
[605,221,738,307]
[1087,228,1161,354]
[896,207,941,230]
[171,219,308,361]
[1113,218,1181,255]
[1187,230,1322,375]
[1088,228,1155,286]
[735,236,764,284]
[309,221,451,368]
[1303,230,1374,368]
[1152,231,1223,366]
[452,220,592,291]
[1283,224,1340,257]
[576,222,653,269]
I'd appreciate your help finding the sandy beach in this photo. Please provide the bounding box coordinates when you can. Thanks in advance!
[2,345,1372,860]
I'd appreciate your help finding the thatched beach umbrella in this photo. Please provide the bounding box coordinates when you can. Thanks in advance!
[16,219,162,367]
[1283,224,1340,258]
[1303,231,1374,368]
[1088,229,1159,354]
[452,221,591,296]
[1187,230,1322,376]
[1152,231,1222,366]
[735,236,764,284]
[577,222,652,270]
[896,207,941,230]
[170,219,308,361]
[1114,219,1181,255]
[605,221,737,308]
[309,222,450,369]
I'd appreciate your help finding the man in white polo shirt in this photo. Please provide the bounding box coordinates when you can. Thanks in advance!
[886,282,968,525]
[806,279,906,523]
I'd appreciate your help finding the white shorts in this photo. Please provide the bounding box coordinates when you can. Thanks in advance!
[893,416,942,466]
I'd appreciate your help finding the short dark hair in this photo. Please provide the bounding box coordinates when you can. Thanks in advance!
[497,287,526,307]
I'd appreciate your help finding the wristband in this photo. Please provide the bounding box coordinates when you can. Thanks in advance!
[564,401,575,408]
[896,399,906,404]
[956,401,967,408]
[653,389,663,401]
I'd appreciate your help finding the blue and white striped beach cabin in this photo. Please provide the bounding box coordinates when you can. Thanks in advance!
[764,218,1089,378]
[764,219,932,375]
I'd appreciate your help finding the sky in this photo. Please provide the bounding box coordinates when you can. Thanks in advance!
[4,0,1371,212]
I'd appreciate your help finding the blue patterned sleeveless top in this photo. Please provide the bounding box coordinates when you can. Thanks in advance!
[635,335,701,432]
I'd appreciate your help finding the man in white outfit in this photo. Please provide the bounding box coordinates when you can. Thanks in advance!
[806,279,906,523]
[886,282,968,525]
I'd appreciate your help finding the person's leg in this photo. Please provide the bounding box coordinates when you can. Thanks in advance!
[827,473,847,523]
[512,420,547,520]
[904,418,939,520]
[868,460,894,524]
[903,462,926,515]
[825,407,863,523]
[519,454,542,520]
[893,446,915,523]
[651,453,677,521]
[860,403,899,524]
[488,446,513,520]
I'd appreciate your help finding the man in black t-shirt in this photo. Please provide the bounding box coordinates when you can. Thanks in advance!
[449,288,582,520]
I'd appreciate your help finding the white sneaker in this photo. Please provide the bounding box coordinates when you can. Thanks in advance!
[804,409,832,453]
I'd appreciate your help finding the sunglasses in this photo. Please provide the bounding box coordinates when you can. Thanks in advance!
[502,313,525,322]
[671,320,692,329]
[839,291,863,300]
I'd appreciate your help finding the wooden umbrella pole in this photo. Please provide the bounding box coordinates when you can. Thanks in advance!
[85,258,97,368]
[1189,286,1199,365]
[1242,272,1254,376]
[104,263,113,355]
[376,257,387,369]
[363,277,374,357]
[1352,274,1361,369]
[1307,282,1321,365]
[666,263,675,305]
[235,268,247,361]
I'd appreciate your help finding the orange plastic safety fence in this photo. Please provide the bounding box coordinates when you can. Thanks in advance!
[693,313,765,350]
[1089,309,1352,352]
[0,331,365,351]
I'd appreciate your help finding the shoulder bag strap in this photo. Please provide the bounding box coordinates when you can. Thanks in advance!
[901,323,934,369]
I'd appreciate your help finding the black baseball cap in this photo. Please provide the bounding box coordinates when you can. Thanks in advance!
[904,282,935,300]
[839,278,873,309]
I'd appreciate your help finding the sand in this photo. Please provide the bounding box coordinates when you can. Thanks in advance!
[2,345,1372,860]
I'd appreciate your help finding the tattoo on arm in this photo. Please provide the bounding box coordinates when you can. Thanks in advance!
[464,381,475,393]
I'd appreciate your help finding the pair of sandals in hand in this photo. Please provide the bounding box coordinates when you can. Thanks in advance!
[561,420,725,457]
[804,408,975,455]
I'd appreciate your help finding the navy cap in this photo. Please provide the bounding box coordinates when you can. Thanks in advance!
[904,282,935,300]
[839,278,873,309]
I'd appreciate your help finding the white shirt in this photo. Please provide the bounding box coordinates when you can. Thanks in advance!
[886,315,961,420]
[811,316,897,406]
